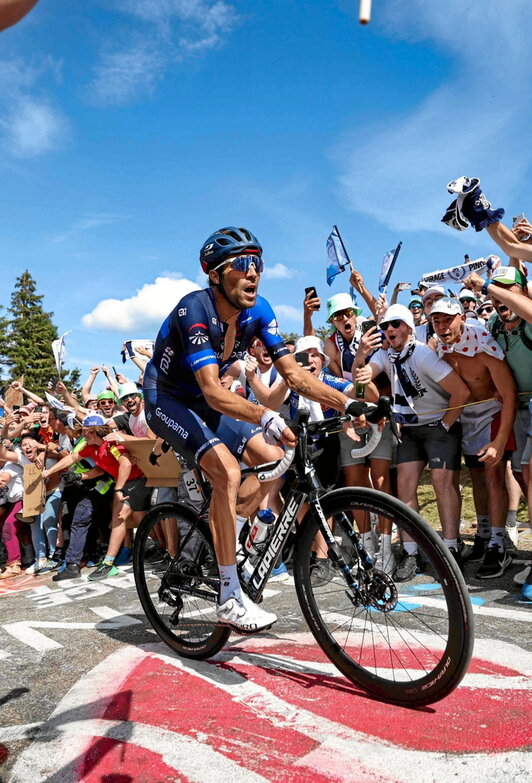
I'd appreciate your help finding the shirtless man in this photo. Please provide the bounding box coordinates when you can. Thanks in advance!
[429,297,517,578]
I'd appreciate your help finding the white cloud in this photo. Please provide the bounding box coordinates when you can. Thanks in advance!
[81,275,200,331]
[263,263,294,280]
[89,42,167,105]
[273,304,301,323]
[89,1,238,105]
[0,58,67,158]
[336,0,532,234]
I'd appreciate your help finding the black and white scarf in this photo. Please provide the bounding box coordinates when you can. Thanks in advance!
[388,341,419,424]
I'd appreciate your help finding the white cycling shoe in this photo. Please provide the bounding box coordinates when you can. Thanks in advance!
[216,591,277,634]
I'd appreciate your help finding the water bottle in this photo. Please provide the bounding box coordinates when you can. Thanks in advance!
[244,508,276,555]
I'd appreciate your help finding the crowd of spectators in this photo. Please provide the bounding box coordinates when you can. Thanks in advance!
[0,178,531,601]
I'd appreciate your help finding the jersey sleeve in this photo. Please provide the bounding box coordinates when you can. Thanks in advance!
[175,294,219,374]
[254,297,291,362]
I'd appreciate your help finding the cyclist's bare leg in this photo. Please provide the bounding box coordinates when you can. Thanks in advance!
[237,434,284,519]
[198,444,241,566]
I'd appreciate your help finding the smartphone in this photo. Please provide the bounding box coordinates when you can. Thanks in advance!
[397,282,411,291]
[112,365,119,379]
[304,286,320,310]
[513,212,526,226]
[294,351,310,367]
[361,319,377,335]
[49,376,59,391]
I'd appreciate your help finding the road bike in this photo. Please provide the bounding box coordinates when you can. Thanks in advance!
[133,406,474,706]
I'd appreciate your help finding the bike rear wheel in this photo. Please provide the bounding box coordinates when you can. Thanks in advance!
[294,487,474,706]
[133,501,230,659]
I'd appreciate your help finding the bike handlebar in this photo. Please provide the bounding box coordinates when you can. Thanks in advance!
[257,447,296,482]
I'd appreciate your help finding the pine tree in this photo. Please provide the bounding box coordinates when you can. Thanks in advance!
[4,271,79,395]
[0,305,9,386]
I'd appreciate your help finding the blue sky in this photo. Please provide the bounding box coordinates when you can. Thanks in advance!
[1,0,531,390]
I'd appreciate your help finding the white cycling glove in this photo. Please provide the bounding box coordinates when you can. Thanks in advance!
[260,409,287,444]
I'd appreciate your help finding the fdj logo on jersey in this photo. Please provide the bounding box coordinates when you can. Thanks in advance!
[188,323,209,345]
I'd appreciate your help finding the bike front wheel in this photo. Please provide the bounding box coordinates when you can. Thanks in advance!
[294,488,474,706]
[133,501,230,659]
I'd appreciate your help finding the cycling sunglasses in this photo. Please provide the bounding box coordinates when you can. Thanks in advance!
[381,319,404,330]
[478,305,494,314]
[212,254,264,274]
[330,308,356,321]
[121,393,140,401]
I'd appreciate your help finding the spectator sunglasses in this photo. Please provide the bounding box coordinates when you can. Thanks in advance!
[380,319,404,330]
[212,254,264,274]
[330,308,356,321]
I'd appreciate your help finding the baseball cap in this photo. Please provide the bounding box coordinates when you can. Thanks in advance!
[326,293,362,321]
[294,335,329,367]
[458,288,478,302]
[380,304,415,331]
[429,297,464,317]
[422,285,446,301]
[82,414,106,426]
[118,382,143,399]
[490,266,527,288]
[408,297,423,309]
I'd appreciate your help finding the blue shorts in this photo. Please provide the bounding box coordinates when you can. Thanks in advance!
[144,388,262,466]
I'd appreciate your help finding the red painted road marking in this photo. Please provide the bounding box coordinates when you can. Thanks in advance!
[5,635,530,783]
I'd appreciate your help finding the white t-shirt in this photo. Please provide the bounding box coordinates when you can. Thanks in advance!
[370,342,453,427]
[129,409,149,438]
[1,461,24,503]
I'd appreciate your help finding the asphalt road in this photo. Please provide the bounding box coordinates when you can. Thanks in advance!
[0,531,530,783]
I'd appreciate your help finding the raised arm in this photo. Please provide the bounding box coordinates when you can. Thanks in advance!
[82,367,100,401]
[350,269,378,319]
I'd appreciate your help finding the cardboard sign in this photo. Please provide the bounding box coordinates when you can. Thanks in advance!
[122,438,181,487]
[23,463,45,517]
[5,375,25,409]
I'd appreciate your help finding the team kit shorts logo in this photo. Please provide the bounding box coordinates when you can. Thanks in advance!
[188,323,209,345]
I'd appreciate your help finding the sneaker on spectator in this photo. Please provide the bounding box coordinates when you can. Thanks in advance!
[521,570,532,602]
[394,551,421,582]
[87,562,119,581]
[216,592,277,633]
[52,547,65,563]
[52,563,81,581]
[513,565,531,586]
[114,546,132,566]
[505,526,519,546]
[502,530,518,558]
[35,558,60,574]
[25,559,45,575]
[269,562,290,582]
[374,551,396,576]
[310,558,335,586]
[463,535,489,563]
[475,545,512,579]
[447,546,463,572]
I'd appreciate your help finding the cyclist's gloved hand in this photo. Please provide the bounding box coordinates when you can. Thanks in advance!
[344,400,366,420]
[261,409,288,445]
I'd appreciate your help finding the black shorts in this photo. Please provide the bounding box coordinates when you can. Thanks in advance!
[122,477,152,512]
[396,422,461,470]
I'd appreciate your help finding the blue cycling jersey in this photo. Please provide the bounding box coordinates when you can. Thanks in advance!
[144,287,289,399]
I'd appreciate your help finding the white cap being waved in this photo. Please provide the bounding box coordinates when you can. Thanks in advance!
[379,303,415,331]
[294,335,330,367]
[429,297,464,317]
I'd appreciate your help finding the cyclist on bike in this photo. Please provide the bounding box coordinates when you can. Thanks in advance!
[143,226,367,634]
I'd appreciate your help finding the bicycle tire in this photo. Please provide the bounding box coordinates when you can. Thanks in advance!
[293,487,474,706]
[133,501,230,659]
